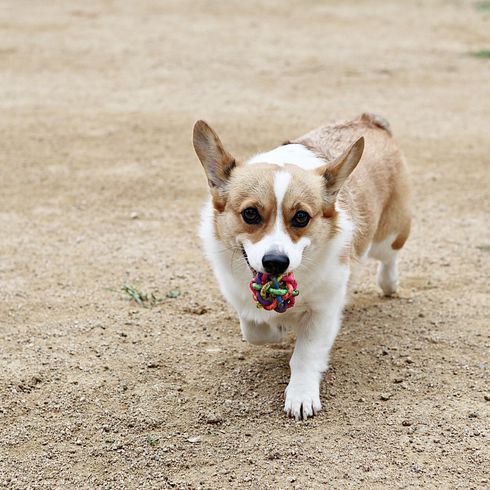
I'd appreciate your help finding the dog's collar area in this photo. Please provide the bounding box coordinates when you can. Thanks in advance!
[241,246,256,275]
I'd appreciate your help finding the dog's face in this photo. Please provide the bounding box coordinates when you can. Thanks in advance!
[193,121,364,276]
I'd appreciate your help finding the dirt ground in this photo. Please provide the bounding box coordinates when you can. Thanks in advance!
[1,1,489,488]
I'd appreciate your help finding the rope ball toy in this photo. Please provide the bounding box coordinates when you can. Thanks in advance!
[249,272,299,313]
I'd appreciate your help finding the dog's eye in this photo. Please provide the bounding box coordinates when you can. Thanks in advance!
[292,210,310,228]
[242,207,262,225]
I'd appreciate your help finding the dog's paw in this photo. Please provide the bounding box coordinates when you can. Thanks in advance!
[377,262,399,296]
[284,382,321,421]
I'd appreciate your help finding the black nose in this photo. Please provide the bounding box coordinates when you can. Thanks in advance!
[262,254,290,276]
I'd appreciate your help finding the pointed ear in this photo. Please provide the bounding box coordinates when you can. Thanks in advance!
[193,120,237,189]
[316,137,364,198]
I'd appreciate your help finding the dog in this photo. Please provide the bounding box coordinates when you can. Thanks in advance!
[193,113,411,420]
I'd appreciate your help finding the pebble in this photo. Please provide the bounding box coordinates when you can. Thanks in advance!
[484,394,490,401]
[380,393,392,401]
[206,414,223,425]
[266,450,281,460]
[402,420,412,426]
[187,436,201,443]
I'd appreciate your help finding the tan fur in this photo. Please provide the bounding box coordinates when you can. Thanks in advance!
[292,113,411,258]
[281,165,335,243]
[224,164,277,244]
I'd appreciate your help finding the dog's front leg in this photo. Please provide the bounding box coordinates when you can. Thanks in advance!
[240,318,284,345]
[284,303,343,420]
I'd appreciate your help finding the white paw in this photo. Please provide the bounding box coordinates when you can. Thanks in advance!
[377,263,399,296]
[284,381,321,421]
[378,277,399,296]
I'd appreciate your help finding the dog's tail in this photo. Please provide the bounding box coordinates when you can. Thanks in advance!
[359,112,392,136]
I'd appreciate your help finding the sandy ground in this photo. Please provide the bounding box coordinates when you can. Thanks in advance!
[1,1,489,488]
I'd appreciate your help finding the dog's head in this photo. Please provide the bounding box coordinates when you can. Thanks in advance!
[193,121,364,275]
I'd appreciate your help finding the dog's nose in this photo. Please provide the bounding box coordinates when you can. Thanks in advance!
[262,253,290,275]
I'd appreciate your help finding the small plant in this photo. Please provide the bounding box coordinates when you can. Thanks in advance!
[121,284,164,307]
[166,289,181,298]
[475,1,490,11]
[146,435,159,446]
[470,49,490,59]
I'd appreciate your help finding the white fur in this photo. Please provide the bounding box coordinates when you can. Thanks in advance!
[248,144,325,170]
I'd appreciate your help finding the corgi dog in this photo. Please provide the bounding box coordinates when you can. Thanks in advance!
[193,113,411,420]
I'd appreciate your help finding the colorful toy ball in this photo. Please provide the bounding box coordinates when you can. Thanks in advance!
[249,272,299,313]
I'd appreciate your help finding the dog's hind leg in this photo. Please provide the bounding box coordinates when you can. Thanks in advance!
[369,236,400,296]
[369,216,410,296]
[370,179,411,296]
[240,318,284,345]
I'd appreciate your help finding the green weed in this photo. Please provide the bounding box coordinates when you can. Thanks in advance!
[121,284,164,307]
[470,49,490,59]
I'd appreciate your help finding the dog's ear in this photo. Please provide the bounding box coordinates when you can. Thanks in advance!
[193,121,237,189]
[316,137,364,198]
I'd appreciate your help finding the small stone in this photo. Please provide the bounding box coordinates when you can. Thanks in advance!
[183,305,208,315]
[405,357,414,364]
[402,420,412,426]
[380,393,392,401]
[75,439,82,445]
[130,212,139,220]
[484,394,490,401]
[206,414,223,425]
[266,450,281,460]
[187,436,201,443]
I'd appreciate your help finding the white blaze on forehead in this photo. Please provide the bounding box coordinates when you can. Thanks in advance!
[247,144,324,170]
[273,171,291,216]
